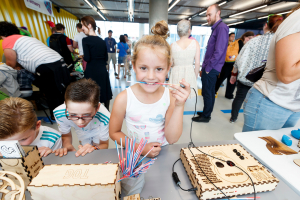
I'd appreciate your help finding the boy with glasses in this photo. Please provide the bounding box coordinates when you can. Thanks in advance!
[53,79,110,157]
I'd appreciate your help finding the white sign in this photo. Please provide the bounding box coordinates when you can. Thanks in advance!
[24,0,54,17]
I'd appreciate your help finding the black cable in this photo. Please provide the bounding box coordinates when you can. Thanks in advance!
[172,87,256,200]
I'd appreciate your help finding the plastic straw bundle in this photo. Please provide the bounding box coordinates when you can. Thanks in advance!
[115,136,157,182]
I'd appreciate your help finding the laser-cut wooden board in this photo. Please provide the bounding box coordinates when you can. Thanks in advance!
[180,144,279,200]
[259,136,298,155]
[27,163,121,200]
[0,146,43,187]
[123,194,140,200]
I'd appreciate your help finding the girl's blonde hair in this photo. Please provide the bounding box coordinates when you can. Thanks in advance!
[131,20,171,67]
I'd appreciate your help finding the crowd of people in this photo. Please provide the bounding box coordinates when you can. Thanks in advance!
[0,2,299,158]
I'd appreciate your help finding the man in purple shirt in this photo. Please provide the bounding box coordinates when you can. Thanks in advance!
[193,4,229,123]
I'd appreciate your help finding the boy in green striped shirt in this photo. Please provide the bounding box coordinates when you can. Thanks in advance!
[0,97,62,157]
[53,79,110,157]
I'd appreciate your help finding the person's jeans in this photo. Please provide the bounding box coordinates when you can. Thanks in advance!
[243,87,300,132]
[202,68,220,118]
[231,81,251,120]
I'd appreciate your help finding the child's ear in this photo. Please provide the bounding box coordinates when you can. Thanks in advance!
[132,63,136,72]
[36,120,42,130]
[96,103,101,111]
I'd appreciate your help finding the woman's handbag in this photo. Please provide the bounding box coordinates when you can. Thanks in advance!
[246,61,266,83]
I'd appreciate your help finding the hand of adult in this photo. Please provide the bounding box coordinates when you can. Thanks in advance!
[230,76,237,84]
[75,144,95,157]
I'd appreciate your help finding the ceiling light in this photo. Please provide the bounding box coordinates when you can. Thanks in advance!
[168,0,180,12]
[258,16,268,19]
[97,11,106,20]
[188,17,191,20]
[277,11,291,15]
[218,1,227,6]
[227,21,244,26]
[199,10,207,15]
[84,0,94,8]
[229,5,267,17]
[202,22,208,26]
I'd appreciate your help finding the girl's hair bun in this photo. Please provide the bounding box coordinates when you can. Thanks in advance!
[151,20,170,39]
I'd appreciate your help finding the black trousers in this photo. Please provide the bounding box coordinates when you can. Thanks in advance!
[215,62,237,99]
[35,60,70,118]
[201,68,219,118]
[231,81,251,120]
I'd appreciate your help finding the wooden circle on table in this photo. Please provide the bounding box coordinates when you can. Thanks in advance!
[293,159,300,167]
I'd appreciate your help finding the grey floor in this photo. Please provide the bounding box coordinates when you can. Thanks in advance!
[39,65,300,150]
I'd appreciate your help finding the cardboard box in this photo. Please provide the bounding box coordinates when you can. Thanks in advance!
[27,163,121,200]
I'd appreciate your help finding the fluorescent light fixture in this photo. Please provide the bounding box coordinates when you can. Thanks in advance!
[218,1,227,6]
[188,17,191,20]
[277,11,291,15]
[227,21,244,26]
[199,10,207,15]
[84,0,94,8]
[258,15,268,19]
[168,0,180,12]
[128,0,134,21]
[202,22,208,26]
[229,5,267,17]
[97,11,106,20]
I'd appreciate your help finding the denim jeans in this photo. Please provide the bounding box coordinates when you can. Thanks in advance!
[202,68,220,118]
[243,87,300,132]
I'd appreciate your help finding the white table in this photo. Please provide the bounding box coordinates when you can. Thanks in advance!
[235,127,300,196]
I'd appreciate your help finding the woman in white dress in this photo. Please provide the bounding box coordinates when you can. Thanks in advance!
[169,19,200,98]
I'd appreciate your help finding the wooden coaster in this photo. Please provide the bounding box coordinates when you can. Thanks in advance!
[293,159,300,167]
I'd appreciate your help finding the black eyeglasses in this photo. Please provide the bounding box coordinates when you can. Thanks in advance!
[65,110,95,121]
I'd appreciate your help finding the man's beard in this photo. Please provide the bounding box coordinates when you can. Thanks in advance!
[208,18,216,26]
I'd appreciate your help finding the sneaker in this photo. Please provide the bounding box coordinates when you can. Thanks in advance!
[230,118,237,123]
[192,116,211,123]
[114,72,118,76]
[43,117,56,124]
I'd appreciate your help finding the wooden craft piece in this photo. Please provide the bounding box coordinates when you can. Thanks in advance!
[180,144,279,200]
[124,194,140,200]
[259,136,298,155]
[0,171,25,200]
[0,146,43,187]
[298,140,300,148]
[27,163,121,200]
[293,159,300,167]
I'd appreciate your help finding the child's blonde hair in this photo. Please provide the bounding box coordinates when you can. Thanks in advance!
[0,97,37,139]
[132,20,171,67]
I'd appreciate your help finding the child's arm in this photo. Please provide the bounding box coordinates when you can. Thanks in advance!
[38,147,53,157]
[54,132,76,157]
[109,90,128,145]
[110,90,161,158]
[164,79,191,144]
[96,140,109,149]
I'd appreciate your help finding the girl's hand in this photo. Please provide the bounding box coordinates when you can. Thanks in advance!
[170,79,191,107]
[142,142,161,158]
[38,147,53,157]
[75,144,95,157]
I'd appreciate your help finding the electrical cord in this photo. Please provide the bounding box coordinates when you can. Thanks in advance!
[172,87,256,200]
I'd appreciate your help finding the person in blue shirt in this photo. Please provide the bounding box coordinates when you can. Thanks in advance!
[116,35,129,79]
[46,27,56,47]
[104,30,118,76]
